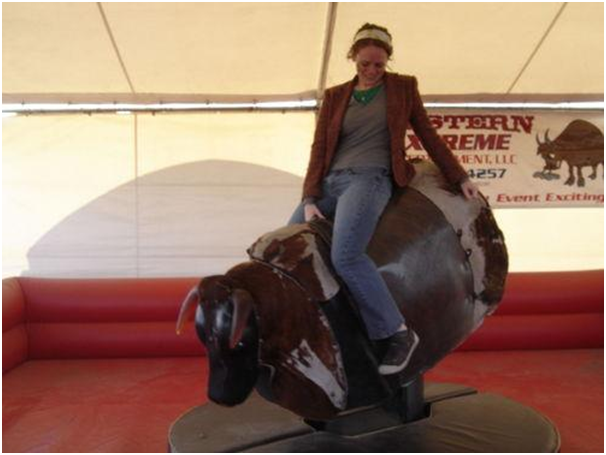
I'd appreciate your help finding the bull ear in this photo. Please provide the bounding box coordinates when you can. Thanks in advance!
[229,288,254,349]
[176,286,201,335]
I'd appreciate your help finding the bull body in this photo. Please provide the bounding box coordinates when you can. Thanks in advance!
[536,120,604,187]
[178,161,508,420]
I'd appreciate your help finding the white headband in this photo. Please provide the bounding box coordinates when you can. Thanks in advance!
[354,29,392,46]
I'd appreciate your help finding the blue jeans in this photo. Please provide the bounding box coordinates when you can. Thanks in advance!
[288,167,405,340]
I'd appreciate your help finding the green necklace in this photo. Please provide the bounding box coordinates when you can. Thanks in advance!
[353,84,382,105]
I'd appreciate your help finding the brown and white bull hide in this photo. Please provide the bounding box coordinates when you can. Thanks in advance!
[364,160,508,383]
[408,160,507,319]
[247,224,339,302]
[221,261,347,419]
[247,160,508,387]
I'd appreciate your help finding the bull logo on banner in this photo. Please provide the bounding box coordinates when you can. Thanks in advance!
[534,119,604,187]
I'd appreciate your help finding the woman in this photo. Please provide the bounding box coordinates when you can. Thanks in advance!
[288,23,479,375]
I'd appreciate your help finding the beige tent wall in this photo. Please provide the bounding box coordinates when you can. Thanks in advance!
[3,115,135,276]
[2,112,603,278]
[2,112,314,277]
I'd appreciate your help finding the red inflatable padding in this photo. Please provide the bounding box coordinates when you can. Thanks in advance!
[19,277,198,323]
[4,271,604,363]
[460,313,604,351]
[2,278,26,331]
[494,270,603,315]
[2,325,28,373]
[27,322,206,359]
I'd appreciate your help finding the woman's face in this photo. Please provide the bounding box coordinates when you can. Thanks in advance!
[354,45,388,88]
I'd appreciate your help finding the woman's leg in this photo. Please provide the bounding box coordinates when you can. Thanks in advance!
[287,202,307,225]
[330,170,405,341]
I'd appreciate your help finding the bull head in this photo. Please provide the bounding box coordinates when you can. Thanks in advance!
[535,129,553,153]
[176,276,259,406]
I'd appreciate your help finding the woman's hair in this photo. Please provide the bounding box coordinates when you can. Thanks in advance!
[347,23,393,60]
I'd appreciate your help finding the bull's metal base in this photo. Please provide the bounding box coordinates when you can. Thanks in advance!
[168,383,560,453]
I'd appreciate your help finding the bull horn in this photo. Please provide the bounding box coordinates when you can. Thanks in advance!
[545,129,552,143]
[535,133,542,146]
[229,288,254,349]
[176,286,201,335]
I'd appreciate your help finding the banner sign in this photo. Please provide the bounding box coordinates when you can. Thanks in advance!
[408,109,604,207]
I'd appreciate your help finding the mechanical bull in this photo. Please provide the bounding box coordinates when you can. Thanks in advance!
[177,161,508,421]
[535,119,604,187]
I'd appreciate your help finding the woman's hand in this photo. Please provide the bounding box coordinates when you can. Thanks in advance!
[304,203,326,222]
[460,179,480,200]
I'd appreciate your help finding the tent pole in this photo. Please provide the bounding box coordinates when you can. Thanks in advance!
[316,2,339,118]
[506,2,568,93]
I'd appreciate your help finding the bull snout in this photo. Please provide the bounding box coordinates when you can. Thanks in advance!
[207,354,258,406]
[205,312,260,407]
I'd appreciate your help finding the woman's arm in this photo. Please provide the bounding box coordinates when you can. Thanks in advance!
[460,179,480,199]
[409,76,469,187]
[302,89,332,200]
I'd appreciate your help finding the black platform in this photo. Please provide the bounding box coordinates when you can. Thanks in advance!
[168,382,560,452]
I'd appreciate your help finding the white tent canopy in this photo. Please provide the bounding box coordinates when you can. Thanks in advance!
[3,2,604,104]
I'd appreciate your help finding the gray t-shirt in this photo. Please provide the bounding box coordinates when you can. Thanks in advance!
[329,85,391,172]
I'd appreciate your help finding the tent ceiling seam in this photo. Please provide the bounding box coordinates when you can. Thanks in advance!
[506,2,568,94]
[317,3,338,103]
[97,2,136,94]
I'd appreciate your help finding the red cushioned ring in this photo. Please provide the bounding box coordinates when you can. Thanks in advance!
[3,278,26,331]
[3,326,28,372]
[494,270,603,315]
[19,277,199,323]
[461,313,603,351]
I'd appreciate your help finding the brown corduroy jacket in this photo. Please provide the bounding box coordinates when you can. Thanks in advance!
[302,72,468,200]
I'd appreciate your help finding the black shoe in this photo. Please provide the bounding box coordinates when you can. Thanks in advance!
[378,329,420,375]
